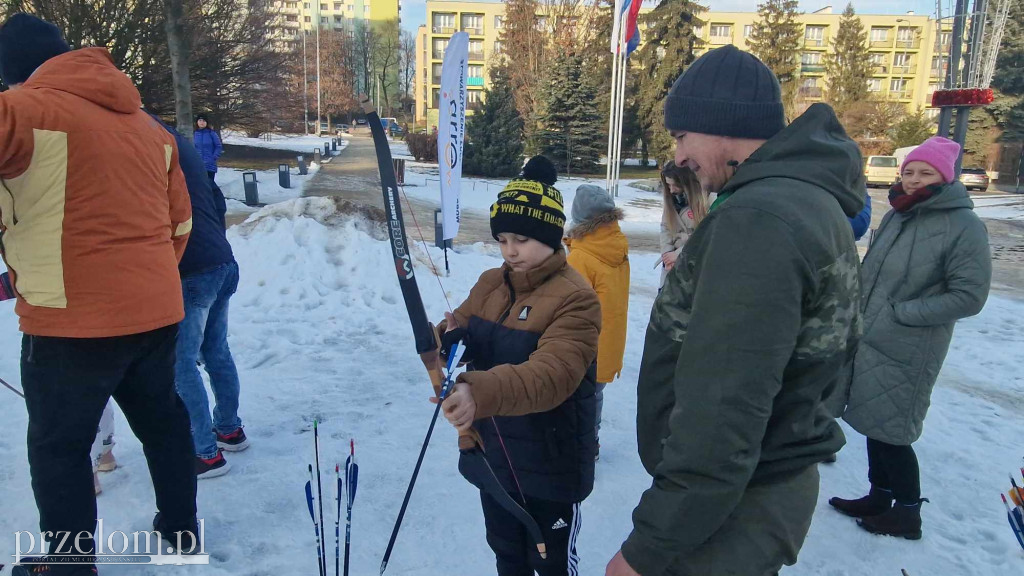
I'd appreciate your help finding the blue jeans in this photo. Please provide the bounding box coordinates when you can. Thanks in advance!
[175,262,242,459]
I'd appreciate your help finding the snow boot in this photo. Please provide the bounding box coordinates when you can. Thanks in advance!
[12,556,97,575]
[829,487,893,518]
[153,512,202,554]
[95,443,117,472]
[858,499,928,540]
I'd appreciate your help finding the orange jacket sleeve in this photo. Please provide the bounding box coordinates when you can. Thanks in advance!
[0,95,36,180]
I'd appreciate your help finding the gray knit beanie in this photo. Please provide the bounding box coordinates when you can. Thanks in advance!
[571,184,616,223]
[664,45,785,140]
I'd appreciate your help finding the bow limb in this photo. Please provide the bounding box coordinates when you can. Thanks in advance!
[462,447,548,559]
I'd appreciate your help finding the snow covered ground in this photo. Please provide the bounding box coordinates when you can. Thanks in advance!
[222,132,349,156]
[974,195,1024,221]
[0,197,1022,575]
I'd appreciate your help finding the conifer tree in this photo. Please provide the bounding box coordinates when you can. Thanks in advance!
[823,4,871,116]
[748,0,803,118]
[463,65,525,177]
[539,51,605,173]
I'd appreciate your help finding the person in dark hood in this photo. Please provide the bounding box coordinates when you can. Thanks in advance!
[606,45,865,576]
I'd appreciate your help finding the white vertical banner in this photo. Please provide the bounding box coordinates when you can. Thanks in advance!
[439,32,469,241]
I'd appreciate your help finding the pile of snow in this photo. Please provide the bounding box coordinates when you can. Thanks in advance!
[0,198,1022,575]
[216,165,321,217]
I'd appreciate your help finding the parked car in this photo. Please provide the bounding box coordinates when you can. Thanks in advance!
[960,167,990,191]
[355,118,368,125]
[864,155,900,188]
[338,124,350,134]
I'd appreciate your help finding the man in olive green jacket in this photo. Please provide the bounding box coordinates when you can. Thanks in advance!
[606,45,865,576]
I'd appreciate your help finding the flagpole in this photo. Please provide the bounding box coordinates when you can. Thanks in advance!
[303,31,309,135]
[316,21,322,136]
[611,21,629,198]
[606,0,625,192]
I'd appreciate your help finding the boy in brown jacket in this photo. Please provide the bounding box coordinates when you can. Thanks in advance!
[437,177,601,576]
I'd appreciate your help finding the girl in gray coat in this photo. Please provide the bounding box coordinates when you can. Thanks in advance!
[829,137,991,539]
[658,162,708,286]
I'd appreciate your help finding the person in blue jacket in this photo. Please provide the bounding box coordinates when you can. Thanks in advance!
[849,191,872,240]
[193,114,223,186]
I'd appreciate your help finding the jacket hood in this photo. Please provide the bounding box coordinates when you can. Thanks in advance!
[25,48,141,114]
[721,103,865,217]
[564,219,628,267]
[914,181,975,212]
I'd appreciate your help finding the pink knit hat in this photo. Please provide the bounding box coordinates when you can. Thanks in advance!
[902,137,961,184]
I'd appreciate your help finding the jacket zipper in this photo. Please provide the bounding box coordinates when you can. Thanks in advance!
[497,272,518,325]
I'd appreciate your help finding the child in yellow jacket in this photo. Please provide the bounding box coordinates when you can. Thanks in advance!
[564,184,630,459]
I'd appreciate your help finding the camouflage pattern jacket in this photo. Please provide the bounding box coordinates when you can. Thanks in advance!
[621,104,866,576]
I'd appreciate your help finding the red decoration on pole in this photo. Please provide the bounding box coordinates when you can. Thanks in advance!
[931,88,995,108]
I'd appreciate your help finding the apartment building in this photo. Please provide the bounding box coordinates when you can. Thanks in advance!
[415,2,956,129]
[272,0,400,49]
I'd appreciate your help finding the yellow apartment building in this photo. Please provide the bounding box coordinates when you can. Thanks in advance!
[272,0,401,50]
[415,2,956,129]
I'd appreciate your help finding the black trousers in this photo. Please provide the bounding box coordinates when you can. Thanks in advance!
[867,437,921,504]
[480,491,581,576]
[22,325,197,558]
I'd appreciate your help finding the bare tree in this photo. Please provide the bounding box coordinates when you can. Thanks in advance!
[164,0,193,140]
[373,18,400,115]
[319,27,357,125]
[399,29,416,120]
[353,20,379,97]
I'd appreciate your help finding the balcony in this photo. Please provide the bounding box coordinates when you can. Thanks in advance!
[804,38,826,48]
[799,86,824,98]
[892,64,917,76]
[870,38,894,49]
[467,77,485,87]
[801,64,825,74]
[709,35,732,45]
[890,89,914,100]
[896,38,922,49]
[462,27,484,35]
[468,51,485,61]
[431,26,456,34]
[871,64,889,75]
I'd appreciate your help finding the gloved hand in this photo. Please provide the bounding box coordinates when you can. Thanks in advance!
[439,326,474,366]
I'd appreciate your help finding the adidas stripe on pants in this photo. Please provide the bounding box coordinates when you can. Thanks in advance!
[480,491,581,576]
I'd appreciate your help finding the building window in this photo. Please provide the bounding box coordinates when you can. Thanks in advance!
[694,25,704,37]
[433,38,449,58]
[494,40,503,53]
[709,24,731,40]
[896,27,916,44]
[462,14,483,34]
[286,14,298,22]
[536,16,548,30]
[867,78,882,92]
[495,15,505,30]
[304,2,310,7]
[870,28,889,42]
[334,2,341,9]
[432,88,440,108]
[319,16,326,23]
[320,3,327,10]
[334,15,342,22]
[890,78,908,95]
[363,6,368,13]
[431,63,442,82]
[743,24,753,38]
[805,25,825,46]
[304,15,311,22]
[286,1,298,7]
[468,64,483,78]
[433,13,455,32]
[469,40,484,59]
[801,52,822,65]
[938,32,951,46]
[468,90,482,105]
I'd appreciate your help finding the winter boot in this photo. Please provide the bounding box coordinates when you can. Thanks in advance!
[93,469,102,496]
[13,556,97,575]
[95,443,117,472]
[828,487,893,518]
[153,512,202,555]
[858,499,928,540]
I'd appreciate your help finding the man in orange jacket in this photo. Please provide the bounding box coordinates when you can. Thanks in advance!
[0,14,198,574]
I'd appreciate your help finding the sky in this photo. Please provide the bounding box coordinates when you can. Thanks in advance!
[399,0,947,36]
